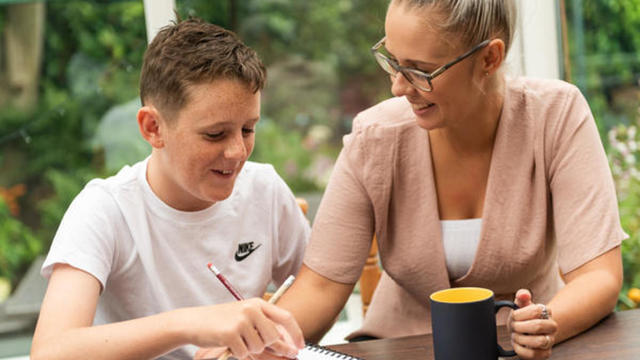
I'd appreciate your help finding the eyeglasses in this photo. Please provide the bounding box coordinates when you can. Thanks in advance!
[371,37,491,92]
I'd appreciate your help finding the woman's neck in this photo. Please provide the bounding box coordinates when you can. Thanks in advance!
[430,76,505,154]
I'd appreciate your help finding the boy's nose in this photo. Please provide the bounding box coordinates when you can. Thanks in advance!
[224,134,247,160]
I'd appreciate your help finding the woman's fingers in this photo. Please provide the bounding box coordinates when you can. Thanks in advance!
[514,289,533,308]
[512,303,552,322]
[510,317,557,335]
[512,332,554,350]
[512,341,552,360]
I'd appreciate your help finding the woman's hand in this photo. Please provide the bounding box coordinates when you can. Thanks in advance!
[509,289,558,360]
[180,298,304,360]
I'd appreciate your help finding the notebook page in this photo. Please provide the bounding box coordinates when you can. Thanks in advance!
[295,343,363,359]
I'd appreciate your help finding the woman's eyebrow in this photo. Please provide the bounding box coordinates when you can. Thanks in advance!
[385,46,439,67]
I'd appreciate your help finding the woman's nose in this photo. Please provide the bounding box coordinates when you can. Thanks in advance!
[390,72,416,98]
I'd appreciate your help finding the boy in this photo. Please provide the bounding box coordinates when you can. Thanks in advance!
[31,18,308,360]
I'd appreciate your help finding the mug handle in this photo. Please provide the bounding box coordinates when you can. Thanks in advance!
[494,300,519,357]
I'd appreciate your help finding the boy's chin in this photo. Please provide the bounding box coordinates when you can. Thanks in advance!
[207,189,234,203]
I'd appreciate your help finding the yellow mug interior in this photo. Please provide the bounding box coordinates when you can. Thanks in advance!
[430,287,493,303]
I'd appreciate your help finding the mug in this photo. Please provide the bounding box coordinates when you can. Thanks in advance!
[429,287,518,360]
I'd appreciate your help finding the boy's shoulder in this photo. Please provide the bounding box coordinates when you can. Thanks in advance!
[71,160,145,213]
[84,160,145,196]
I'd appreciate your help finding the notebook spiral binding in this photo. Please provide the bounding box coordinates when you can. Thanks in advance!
[305,343,365,359]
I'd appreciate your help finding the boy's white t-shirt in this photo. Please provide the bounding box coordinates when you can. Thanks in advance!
[41,158,310,359]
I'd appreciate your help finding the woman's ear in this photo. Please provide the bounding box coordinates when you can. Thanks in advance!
[137,105,165,149]
[482,38,505,76]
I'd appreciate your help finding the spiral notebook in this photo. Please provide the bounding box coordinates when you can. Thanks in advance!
[214,343,364,360]
[295,343,364,359]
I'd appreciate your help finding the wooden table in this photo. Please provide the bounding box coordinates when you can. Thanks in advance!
[328,309,640,359]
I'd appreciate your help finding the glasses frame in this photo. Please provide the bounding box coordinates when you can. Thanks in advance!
[371,37,491,92]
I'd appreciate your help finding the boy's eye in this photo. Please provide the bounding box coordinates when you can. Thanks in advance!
[242,127,255,135]
[205,131,224,139]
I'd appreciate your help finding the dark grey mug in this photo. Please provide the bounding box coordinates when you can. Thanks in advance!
[430,287,518,360]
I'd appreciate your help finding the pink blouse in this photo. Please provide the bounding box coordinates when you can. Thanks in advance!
[304,77,626,338]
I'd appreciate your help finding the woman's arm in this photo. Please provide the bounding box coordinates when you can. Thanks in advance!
[548,245,622,342]
[31,264,304,360]
[277,265,355,343]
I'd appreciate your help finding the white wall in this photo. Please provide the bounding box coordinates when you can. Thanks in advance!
[507,0,561,79]
[143,0,177,44]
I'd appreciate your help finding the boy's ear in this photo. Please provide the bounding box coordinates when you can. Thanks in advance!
[137,105,165,149]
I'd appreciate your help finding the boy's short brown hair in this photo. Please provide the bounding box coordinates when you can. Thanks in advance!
[139,17,266,119]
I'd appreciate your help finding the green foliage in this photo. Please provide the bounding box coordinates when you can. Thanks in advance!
[0,199,41,289]
[262,56,339,132]
[607,122,640,308]
[566,0,640,133]
[38,168,103,244]
[0,0,396,292]
[251,119,318,192]
[566,0,640,309]
[180,0,390,136]
[0,0,146,291]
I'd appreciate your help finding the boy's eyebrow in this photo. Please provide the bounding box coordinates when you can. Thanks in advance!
[198,117,261,129]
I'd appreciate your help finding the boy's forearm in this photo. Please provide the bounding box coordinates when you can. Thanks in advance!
[31,310,186,360]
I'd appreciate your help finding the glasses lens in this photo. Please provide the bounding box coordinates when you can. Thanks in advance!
[374,52,397,76]
[373,51,433,92]
[403,70,432,92]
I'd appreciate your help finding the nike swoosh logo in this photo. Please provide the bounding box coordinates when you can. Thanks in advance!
[234,243,262,261]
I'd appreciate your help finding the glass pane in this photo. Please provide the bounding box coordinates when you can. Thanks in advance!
[0,0,392,353]
[0,1,146,356]
[564,0,640,309]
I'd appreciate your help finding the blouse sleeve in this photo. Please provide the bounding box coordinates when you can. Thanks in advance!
[303,118,376,284]
[546,84,627,274]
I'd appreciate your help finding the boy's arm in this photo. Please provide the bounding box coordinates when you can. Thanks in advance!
[31,263,187,359]
[31,264,304,360]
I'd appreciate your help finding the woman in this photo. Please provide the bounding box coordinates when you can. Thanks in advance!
[278,0,625,359]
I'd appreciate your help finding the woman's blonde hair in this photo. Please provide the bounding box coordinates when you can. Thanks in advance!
[393,0,517,53]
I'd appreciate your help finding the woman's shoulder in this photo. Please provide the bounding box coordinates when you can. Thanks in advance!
[351,96,417,135]
[507,77,583,108]
[505,77,591,136]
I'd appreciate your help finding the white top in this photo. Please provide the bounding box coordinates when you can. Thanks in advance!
[440,218,482,280]
[41,158,310,360]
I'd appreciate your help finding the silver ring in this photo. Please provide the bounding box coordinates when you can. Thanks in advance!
[540,304,550,320]
[543,334,552,349]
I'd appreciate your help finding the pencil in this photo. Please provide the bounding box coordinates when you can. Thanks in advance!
[207,262,244,301]
[207,262,296,360]
[268,275,295,304]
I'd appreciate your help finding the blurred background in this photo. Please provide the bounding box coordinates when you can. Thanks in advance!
[1,0,640,358]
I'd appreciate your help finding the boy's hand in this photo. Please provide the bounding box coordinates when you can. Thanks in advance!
[194,324,300,360]
[193,346,226,360]
[181,298,304,359]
